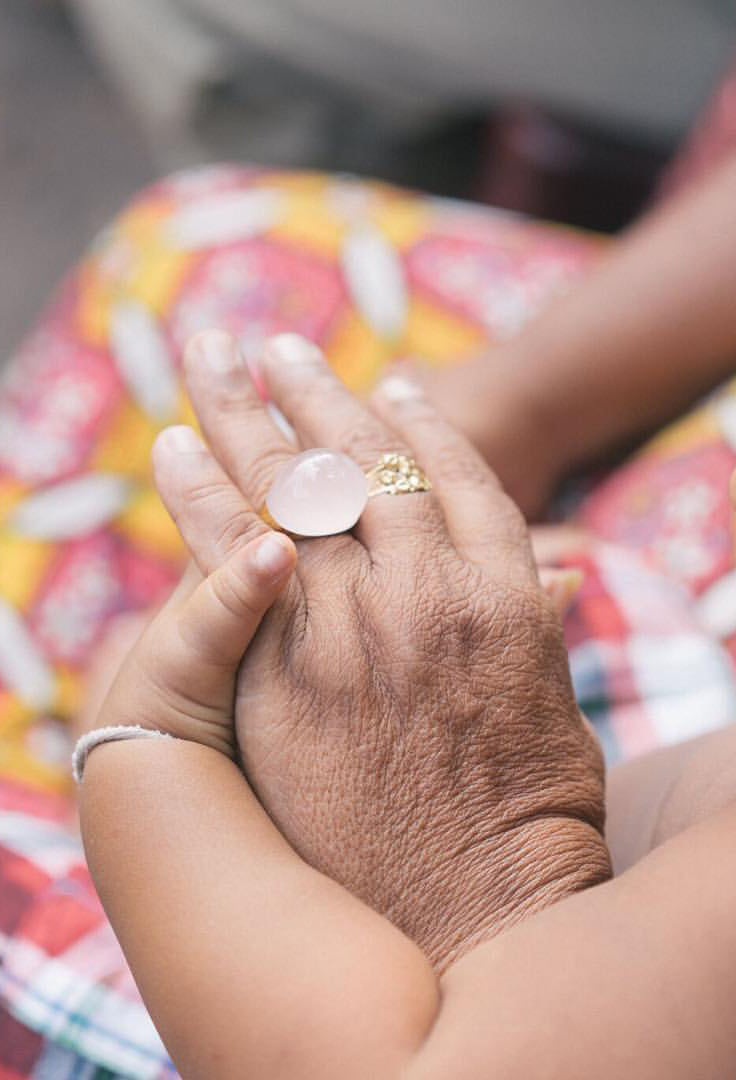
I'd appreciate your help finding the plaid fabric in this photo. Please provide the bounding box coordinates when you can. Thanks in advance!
[564,543,736,763]
[0,779,174,1079]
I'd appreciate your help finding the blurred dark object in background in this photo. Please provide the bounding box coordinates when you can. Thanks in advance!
[0,0,153,359]
[478,107,673,233]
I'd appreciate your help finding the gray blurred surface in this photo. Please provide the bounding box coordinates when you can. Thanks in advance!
[73,0,735,149]
[0,0,154,360]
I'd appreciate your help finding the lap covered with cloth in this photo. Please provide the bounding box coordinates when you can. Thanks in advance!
[1,166,736,1077]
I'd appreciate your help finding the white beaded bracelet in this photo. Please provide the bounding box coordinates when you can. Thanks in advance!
[72,725,173,784]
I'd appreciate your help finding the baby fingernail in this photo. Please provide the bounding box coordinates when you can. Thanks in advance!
[157,425,204,454]
[251,532,294,580]
[190,329,241,374]
[265,333,323,369]
[377,374,424,402]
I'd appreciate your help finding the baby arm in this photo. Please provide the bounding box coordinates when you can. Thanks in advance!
[78,530,438,1079]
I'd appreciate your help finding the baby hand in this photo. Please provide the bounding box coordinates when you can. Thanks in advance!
[90,511,296,758]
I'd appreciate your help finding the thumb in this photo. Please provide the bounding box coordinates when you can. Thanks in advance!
[178,530,297,669]
[98,531,297,756]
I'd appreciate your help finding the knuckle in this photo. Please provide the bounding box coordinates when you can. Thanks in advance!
[209,562,261,621]
[182,481,262,557]
[432,444,492,491]
[500,582,563,647]
[184,477,234,508]
[240,447,294,498]
[211,512,264,559]
[290,370,338,417]
[370,494,444,543]
[208,374,259,414]
[494,491,529,538]
[340,425,398,469]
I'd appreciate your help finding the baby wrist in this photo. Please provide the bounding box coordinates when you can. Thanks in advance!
[72,725,174,782]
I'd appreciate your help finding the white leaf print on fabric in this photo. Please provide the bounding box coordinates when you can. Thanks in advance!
[342,225,408,339]
[10,474,132,540]
[0,598,56,709]
[165,187,285,249]
[713,395,736,452]
[110,300,179,420]
[696,570,736,639]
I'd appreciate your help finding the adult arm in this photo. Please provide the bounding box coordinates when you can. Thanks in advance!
[421,150,736,515]
[411,801,736,1080]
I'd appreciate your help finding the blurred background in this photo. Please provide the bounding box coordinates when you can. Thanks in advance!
[2,0,735,359]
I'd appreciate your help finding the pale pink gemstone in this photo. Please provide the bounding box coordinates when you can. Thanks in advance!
[266,449,368,536]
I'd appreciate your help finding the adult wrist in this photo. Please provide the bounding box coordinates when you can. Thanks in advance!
[388,816,612,972]
[494,339,581,479]
[466,344,573,517]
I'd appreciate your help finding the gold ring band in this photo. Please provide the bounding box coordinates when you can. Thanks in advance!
[365,453,432,498]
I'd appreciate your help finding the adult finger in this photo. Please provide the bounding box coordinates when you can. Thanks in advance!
[183,329,297,512]
[538,567,585,618]
[530,525,593,566]
[152,424,269,575]
[262,333,443,547]
[371,373,537,580]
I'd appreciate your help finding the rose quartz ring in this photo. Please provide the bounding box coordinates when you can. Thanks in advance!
[265,449,368,537]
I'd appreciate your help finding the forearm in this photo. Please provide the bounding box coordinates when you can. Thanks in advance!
[497,152,736,472]
[80,739,438,1080]
[606,724,736,873]
[411,803,736,1079]
[81,738,736,1079]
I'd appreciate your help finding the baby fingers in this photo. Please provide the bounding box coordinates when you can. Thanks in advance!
[177,531,296,670]
[101,532,297,757]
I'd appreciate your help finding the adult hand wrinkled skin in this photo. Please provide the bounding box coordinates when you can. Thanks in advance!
[153,331,611,971]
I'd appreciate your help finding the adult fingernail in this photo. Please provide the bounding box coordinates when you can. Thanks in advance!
[156,425,205,454]
[376,374,424,402]
[189,329,241,374]
[542,567,585,617]
[251,532,295,581]
[265,333,323,370]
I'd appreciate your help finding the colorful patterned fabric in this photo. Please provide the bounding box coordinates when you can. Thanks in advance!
[0,166,602,797]
[576,384,736,663]
[2,164,736,1076]
[0,779,172,1079]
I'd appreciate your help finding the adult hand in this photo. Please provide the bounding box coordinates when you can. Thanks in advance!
[153,331,610,970]
[397,346,567,519]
